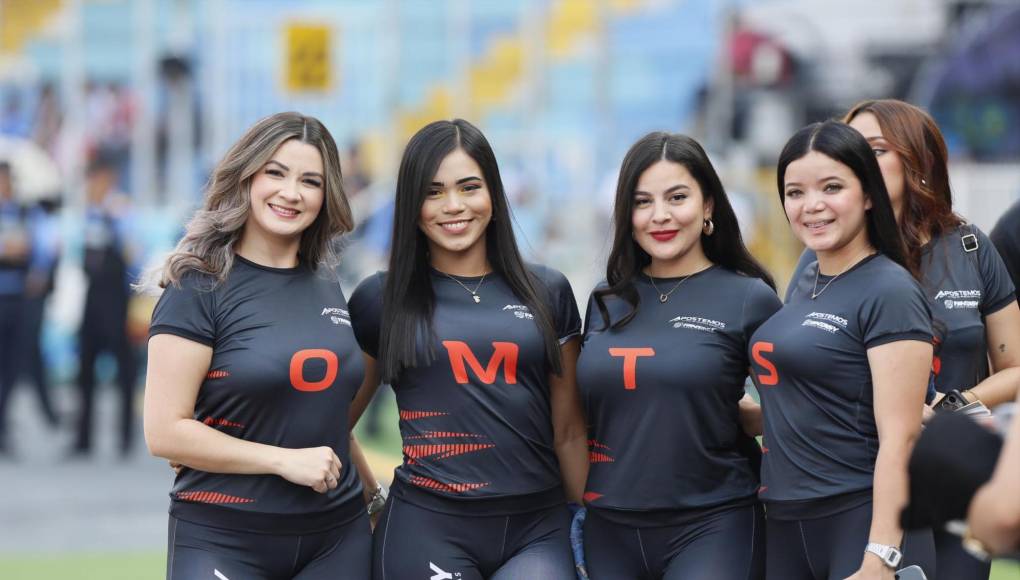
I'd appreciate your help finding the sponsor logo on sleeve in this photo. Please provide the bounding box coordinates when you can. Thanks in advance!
[320,306,352,326]
[669,315,726,333]
[801,311,848,334]
[934,289,981,310]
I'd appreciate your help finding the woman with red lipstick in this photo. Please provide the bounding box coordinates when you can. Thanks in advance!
[143,112,375,579]
[749,120,935,580]
[348,119,587,579]
[789,101,1020,579]
[576,132,779,579]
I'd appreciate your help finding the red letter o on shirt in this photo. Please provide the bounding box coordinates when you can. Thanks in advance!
[290,349,338,392]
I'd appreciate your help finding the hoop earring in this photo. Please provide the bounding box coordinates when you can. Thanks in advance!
[703,218,715,236]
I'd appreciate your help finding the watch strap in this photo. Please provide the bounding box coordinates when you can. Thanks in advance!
[865,542,903,568]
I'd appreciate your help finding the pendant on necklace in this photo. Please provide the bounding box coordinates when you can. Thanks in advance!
[473,295,481,304]
[659,294,669,303]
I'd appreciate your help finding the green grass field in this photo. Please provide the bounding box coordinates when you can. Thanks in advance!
[0,551,1017,579]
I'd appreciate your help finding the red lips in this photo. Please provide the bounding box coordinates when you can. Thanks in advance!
[649,230,679,242]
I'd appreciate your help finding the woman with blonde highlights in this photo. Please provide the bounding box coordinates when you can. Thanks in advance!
[144,112,374,579]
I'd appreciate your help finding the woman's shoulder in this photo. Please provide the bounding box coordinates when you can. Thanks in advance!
[162,268,219,296]
[350,271,387,302]
[524,262,572,291]
[859,255,926,300]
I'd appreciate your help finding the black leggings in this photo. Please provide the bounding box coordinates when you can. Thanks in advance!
[583,503,765,580]
[766,502,935,580]
[166,513,371,580]
[372,494,575,580]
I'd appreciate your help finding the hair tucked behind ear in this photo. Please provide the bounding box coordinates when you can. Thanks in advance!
[844,99,963,273]
[594,132,774,331]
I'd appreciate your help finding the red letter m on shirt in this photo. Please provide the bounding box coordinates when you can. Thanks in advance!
[442,341,519,385]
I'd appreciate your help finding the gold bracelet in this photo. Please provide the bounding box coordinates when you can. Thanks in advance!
[961,525,992,561]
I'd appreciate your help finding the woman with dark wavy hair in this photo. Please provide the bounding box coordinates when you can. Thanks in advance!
[144,112,374,579]
[577,132,778,579]
[349,119,587,579]
[751,121,935,580]
[841,99,1020,580]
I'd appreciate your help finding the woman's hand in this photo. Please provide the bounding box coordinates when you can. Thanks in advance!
[843,555,895,580]
[275,446,342,493]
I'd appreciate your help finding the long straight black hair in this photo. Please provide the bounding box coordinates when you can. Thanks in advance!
[594,132,775,330]
[776,120,914,278]
[378,119,562,383]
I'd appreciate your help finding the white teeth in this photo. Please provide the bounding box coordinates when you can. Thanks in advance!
[269,204,298,216]
[440,220,469,231]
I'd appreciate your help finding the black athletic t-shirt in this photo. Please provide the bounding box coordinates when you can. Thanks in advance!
[991,200,1020,302]
[752,254,932,512]
[578,267,781,526]
[348,265,581,516]
[149,256,366,533]
[790,226,1015,394]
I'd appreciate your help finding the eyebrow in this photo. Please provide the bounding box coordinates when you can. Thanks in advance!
[266,160,289,171]
[430,176,482,187]
[266,160,323,180]
[634,184,691,195]
[864,136,888,144]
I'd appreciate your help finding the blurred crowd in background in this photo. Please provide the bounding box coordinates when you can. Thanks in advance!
[0,0,1018,460]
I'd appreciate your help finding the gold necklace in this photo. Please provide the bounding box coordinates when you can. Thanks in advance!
[811,251,873,299]
[442,271,487,304]
[647,265,713,303]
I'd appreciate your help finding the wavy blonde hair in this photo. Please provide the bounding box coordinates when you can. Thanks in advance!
[149,112,353,289]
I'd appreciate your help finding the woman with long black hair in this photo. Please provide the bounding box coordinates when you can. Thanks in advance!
[348,119,588,579]
[576,132,779,579]
[750,120,935,580]
[793,100,1020,579]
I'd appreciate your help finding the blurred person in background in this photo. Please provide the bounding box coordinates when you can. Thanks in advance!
[966,388,1020,559]
[577,132,778,579]
[143,112,374,579]
[752,121,934,580]
[990,198,1020,302]
[0,161,60,456]
[349,119,587,580]
[72,153,137,457]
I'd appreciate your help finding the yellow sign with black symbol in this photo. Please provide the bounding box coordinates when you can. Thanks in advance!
[285,24,333,92]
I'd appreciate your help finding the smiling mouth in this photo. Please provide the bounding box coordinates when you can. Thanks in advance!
[649,230,679,241]
[804,219,834,231]
[438,219,472,233]
[269,203,300,218]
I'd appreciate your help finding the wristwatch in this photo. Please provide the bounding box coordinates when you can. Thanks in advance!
[864,542,903,569]
[366,483,388,516]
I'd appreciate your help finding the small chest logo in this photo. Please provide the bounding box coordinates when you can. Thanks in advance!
[802,311,847,334]
[503,304,534,320]
[320,307,351,326]
[934,289,980,310]
[669,315,726,333]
